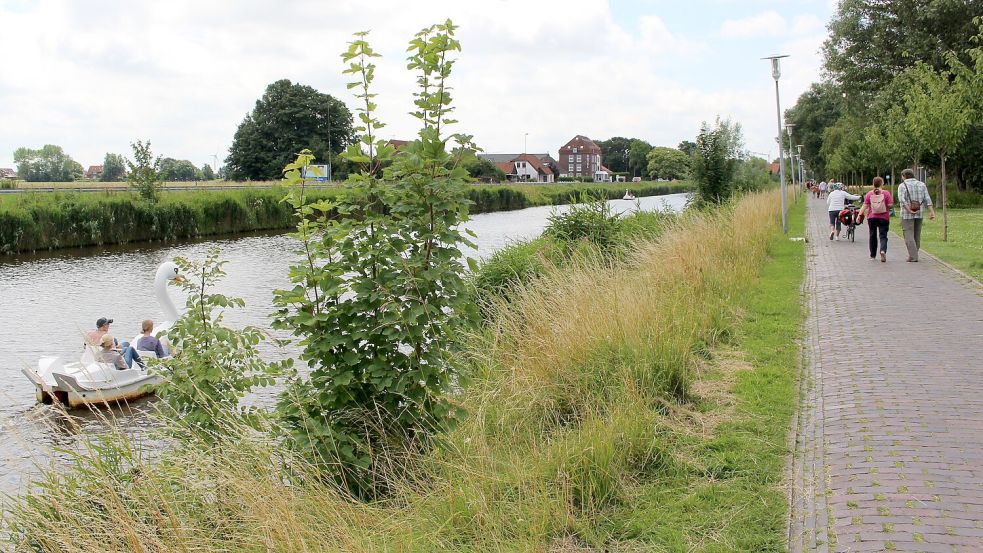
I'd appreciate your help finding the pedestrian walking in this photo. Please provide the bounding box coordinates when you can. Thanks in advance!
[826,183,861,241]
[818,180,827,199]
[897,168,936,262]
[857,177,893,262]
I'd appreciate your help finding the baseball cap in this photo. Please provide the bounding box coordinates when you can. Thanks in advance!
[96,317,114,327]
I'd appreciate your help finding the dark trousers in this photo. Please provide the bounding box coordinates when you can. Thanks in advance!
[868,218,889,257]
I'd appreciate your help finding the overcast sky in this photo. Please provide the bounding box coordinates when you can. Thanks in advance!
[0,0,835,172]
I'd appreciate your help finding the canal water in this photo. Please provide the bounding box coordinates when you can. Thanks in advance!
[0,193,688,494]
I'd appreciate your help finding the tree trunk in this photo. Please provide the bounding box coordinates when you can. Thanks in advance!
[941,154,948,242]
[891,166,897,206]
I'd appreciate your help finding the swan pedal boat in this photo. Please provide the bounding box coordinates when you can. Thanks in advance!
[22,261,181,409]
[22,348,161,408]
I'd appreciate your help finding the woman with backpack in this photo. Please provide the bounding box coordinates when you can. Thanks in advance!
[857,177,894,262]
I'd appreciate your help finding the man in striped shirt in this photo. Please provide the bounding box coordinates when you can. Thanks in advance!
[897,168,936,262]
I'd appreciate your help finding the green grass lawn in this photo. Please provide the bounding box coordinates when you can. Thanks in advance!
[919,208,983,282]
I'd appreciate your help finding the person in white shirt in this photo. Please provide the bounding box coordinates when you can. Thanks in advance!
[818,181,827,198]
[826,183,861,240]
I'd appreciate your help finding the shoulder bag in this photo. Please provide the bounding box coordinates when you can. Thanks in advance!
[903,182,921,213]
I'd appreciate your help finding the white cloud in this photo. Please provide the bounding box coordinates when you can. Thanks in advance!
[0,0,833,172]
[791,14,825,35]
[720,11,787,39]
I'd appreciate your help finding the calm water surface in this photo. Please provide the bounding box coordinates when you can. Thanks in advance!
[0,193,688,494]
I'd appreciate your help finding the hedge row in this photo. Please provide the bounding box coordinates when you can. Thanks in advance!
[0,182,692,255]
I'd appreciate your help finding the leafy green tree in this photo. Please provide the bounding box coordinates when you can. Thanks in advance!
[627,139,652,178]
[68,160,83,181]
[902,62,971,240]
[157,248,285,440]
[461,153,506,181]
[274,22,475,495]
[785,82,845,177]
[733,156,775,193]
[160,158,200,181]
[226,79,355,181]
[823,0,983,103]
[692,117,743,205]
[201,164,216,180]
[101,153,126,181]
[949,25,983,192]
[677,140,697,157]
[13,145,82,182]
[645,146,690,180]
[596,136,631,173]
[127,140,163,202]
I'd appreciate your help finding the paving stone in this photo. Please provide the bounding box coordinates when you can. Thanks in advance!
[788,198,983,553]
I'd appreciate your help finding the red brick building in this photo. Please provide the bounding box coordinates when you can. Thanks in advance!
[558,135,602,179]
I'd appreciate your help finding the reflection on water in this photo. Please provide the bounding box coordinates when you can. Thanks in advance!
[0,193,688,494]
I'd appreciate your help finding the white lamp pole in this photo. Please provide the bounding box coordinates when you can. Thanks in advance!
[763,55,789,234]
[797,145,805,184]
[785,123,797,191]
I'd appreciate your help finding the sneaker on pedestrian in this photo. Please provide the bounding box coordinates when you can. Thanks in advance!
[880,252,886,262]
[829,231,834,241]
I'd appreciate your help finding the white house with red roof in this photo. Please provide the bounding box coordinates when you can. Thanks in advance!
[493,153,555,183]
[84,165,104,179]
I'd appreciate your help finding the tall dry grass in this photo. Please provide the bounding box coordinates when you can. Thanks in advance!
[5,190,781,552]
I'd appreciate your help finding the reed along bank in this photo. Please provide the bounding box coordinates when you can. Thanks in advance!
[0,181,690,255]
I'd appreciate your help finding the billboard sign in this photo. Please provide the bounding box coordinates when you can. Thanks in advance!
[302,164,330,182]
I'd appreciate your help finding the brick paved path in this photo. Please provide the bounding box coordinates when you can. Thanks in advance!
[790,196,983,553]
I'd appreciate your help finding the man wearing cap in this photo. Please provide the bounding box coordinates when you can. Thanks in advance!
[85,317,143,368]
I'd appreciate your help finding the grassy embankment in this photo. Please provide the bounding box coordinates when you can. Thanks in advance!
[919,208,983,282]
[5,190,805,552]
[0,181,691,255]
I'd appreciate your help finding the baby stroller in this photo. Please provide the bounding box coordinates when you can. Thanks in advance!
[838,200,863,242]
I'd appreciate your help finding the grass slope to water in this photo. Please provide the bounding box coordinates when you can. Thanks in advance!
[0,181,691,255]
[918,208,983,282]
[5,190,805,552]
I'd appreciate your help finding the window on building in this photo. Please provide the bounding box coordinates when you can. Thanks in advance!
[576,155,582,162]
[572,147,578,153]
[576,164,582,172]
[568,164,574,172]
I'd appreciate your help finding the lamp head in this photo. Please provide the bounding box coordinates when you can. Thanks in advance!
[762,54,789,81]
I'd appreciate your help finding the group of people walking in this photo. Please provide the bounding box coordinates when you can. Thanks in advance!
[822,168,936,262]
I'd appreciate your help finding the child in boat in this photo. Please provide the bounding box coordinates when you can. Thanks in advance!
[98,334,130,370]
[136,320,169,358]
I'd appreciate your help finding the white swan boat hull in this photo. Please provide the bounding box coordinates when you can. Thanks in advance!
[23,353,161,409]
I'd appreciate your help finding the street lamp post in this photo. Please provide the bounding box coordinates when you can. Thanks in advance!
[327,108,333,182]
[763,54,789,233]
[524,132,528,154]
[797,144,804,184]
[785,123,797,191]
